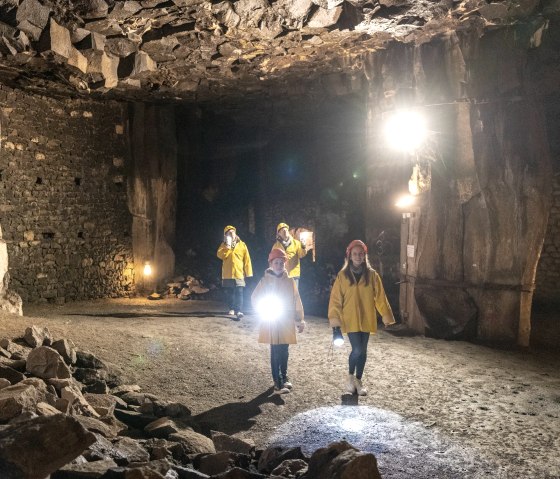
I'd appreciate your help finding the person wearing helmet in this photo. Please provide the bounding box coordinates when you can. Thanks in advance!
[272,222,308,288]
[328,239,396,396]
[252,248,305,395]
[217,225,253,321]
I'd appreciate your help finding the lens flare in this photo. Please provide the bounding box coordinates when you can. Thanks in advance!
[384,110,427,152]
[257,295,283,321]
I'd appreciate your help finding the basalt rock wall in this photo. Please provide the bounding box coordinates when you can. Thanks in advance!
[0,85,134,304]
[366,24,553,345]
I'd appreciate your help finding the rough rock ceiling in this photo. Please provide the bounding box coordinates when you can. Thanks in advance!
[0,0,553,102]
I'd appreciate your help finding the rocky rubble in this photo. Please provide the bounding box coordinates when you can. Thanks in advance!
[0,0,550,101]
[0,325,383,478]
[167,275,211,300]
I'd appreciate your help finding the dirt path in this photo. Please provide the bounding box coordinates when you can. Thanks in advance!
[2,298,559,478]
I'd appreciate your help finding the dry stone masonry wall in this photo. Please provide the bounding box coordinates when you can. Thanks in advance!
[0,85,134,304]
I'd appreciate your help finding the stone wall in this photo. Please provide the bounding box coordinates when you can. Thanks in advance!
[0,85,134,304]
[535,171,560,302]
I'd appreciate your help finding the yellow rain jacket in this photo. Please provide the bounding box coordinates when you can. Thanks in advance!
[272,238,307,278]
[328,268,395,334]
[252,270,304,344]
[217,239,253,280]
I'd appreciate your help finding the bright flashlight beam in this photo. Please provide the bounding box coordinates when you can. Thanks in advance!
[384,110,427,152]
[257,295,283,322]
[333,337,344,347]
[395,194,415,209]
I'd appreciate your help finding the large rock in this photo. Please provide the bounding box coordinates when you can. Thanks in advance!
[26,346,72,379]
[0,364,25,385]
[257,446,306,473]
[0,381,45,421]
[51,339,78,365]
[168,429,217,454]
[212,431,255,454]
[0,227,23,316]
[0,339,30,360]
[0,414,96,478]
[23,325,53,348]
[306,441,381,479]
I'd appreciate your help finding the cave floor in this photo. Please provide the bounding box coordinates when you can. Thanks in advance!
[2,298,559,478]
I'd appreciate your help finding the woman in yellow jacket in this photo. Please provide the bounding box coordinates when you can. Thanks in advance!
[328,239,396,396]
[252,248,305,395]
[272,223,307,288]
[217,225,253,320]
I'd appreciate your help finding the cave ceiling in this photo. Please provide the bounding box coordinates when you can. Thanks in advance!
[0,0,555,104]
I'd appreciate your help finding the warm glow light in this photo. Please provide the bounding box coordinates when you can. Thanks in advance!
[395,194,416,209]
[384,110,427,152]
[143,262,152,277]
[257,295,283,322]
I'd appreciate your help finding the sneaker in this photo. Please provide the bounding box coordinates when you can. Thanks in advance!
[228,310,235,316]
[236,312,244,320]
[273,386,290,395]
[346,374,356,394]
[282,381,293,390]
[355,378,367,396]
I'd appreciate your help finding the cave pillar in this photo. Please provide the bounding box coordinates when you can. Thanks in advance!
[366,29,552,346]
[0,224,23,315]
[127,103,177,290]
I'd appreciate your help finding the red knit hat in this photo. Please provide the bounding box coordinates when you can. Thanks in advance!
[346,240,368,257]
[268,248,287,263]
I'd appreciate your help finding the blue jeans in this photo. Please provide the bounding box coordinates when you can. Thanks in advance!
[227,286,244,313]
[270,344,289,388]
[348,332,370,379]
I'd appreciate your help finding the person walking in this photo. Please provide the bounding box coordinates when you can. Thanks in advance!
[272,223,307,288]
[328,239,396,396]
[217,225,253,320]
[252,248,305,395]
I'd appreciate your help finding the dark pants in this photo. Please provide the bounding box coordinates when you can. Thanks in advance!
[227,286,244,313]
[348,332,370,379]
[270,344,289,388]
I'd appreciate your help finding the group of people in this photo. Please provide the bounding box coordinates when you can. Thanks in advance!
[217,224,395,396]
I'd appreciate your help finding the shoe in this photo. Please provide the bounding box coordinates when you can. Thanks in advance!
[273,386,290,395]
[346,374,356,394]
[355,378,367,396]
[236,312,244,320]
[228,310,235,316]
[282,381,293,390]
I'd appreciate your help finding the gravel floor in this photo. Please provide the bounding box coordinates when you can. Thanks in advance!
[1,297,559,479]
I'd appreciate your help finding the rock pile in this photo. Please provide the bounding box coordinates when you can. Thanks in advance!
[167,275,212,300]
[0,325,382,478]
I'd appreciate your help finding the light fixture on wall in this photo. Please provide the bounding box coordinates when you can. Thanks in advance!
[383,109,427,154]
[144,261,162,300]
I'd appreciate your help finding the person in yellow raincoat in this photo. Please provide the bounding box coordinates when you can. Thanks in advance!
[272,223,308,288]
[328,239,396,396]
[252,248,305,395]
[217,225,253,321]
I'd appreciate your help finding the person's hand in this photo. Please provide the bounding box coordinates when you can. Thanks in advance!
[297,322,305,333]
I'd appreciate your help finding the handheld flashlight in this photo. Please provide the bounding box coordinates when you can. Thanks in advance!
[225,236,232,247]
[257,295,283,322]
[333,327,344,347]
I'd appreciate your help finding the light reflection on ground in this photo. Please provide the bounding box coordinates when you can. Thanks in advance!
[267,405,497,479]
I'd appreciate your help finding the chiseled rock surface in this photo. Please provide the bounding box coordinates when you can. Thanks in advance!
[0,0,549,101]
